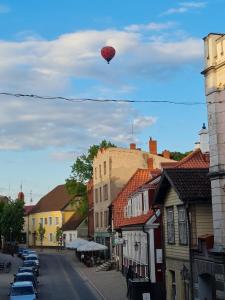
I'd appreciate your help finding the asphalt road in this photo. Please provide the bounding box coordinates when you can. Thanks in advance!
[38,252,102,300]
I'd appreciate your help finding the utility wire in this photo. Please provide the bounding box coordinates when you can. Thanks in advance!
[0,92,223,105]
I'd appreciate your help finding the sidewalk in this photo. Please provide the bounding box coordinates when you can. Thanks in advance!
[0,252,22,300]
[66,250,127,300]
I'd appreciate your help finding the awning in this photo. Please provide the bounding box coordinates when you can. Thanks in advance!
[77,241,108,252]
[66,238,89,249]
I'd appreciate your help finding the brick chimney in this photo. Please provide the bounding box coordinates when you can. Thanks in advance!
[162,150,170,159]
[149,138,157,155]
[130,143,136,150]
[147,157,154,170]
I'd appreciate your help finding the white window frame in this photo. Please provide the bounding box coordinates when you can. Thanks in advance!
[178,205,188,245]
[49,217,52,225]
[167,207,175,244]
[143,190,149,214]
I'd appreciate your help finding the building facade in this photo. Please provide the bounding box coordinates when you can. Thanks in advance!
[93,139,173,248]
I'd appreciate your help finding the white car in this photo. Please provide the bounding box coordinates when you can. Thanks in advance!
[9,281,37,300]
[24,255,39,267]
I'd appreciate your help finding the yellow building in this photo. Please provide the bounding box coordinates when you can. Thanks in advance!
[28,184,81,247]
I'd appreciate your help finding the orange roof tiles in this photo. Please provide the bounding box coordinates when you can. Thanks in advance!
[113,169,153,229]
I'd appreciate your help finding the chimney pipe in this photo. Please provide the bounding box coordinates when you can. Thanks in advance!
[149,138,157,155]
[147,157,154,170]
[130,143,136,150]
[162,150,170,159]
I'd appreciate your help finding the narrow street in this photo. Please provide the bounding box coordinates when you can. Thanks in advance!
[38,252,102,300]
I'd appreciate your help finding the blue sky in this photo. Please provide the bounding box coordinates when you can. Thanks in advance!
[0,0,223,202]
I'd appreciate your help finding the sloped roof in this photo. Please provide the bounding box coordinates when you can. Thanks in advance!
[113,169,153,229]
[24,205,35,216]
[154,168,211,205]
[61,213,86,231]
[31,184,73,213]
[161,149,209,169]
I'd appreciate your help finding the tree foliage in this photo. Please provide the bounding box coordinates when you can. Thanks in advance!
[66,140,116,217]
[0,199,24,242]
[37,223,45,248]
[170,151,192,161]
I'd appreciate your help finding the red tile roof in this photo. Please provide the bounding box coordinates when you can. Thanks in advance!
[31,184,73,213]
[24,205,35,216]
[113,169,153,229]
[161,149,209,169]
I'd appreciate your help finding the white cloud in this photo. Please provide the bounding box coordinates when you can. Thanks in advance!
[0,26,203,151]
[124,22,174,32]
[161,1,206,15]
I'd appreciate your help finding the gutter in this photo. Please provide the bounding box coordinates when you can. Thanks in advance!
[142,224,151,283]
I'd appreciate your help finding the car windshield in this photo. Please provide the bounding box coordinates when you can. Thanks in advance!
[16,275,33,282]
[24,261,36,267]
[11,286,34,296]
[26,256,37,260]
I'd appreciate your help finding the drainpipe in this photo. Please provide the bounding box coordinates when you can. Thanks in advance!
[186,205,194,300]
[143,224,151,283]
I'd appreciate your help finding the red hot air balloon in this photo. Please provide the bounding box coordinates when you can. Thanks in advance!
[101,46,116,64]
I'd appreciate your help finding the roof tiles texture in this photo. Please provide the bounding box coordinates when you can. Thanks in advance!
[113,169,153,229]
[61,213,86,231]
[31,184,72,214]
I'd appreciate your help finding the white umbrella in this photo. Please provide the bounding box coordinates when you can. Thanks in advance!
[77,241,108,252]
[66,238,89,249]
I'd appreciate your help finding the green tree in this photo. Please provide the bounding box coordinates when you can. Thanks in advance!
[56,226,63,244]
[66,140,116,216]
[37,223,45,249]
[0,199,24,242]
[170,151,192,161]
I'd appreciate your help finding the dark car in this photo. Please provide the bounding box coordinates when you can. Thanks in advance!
[14,272,38,291]
[22,261,39,276]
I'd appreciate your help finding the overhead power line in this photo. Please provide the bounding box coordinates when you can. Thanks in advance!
[0,92,223,105]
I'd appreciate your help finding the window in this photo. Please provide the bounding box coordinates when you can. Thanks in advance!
[95,189,98,203]
[49,217,52,225]
[103,184,108,201]
[167,207,175,244]
[100,212,103,227]
[40,218,43,226]
[99,187,102,202]
[55,217,59,225]
[69,233,72,242]
[49,233,53,242]
[143,191,149,214]
[99,164,102,178]
[32,218,35,226]
[95,212,99,228]
[104,211,108,227]
[45,218,47,225]
[104,161,107,175]
[178,205,188,245]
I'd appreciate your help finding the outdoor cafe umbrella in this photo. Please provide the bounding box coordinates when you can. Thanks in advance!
[66,238,89,249]
[77,241,108,252]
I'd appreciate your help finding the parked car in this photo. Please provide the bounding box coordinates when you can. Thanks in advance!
[13,272,38,292]
[21,249,30,260]
[24,255,39,267]
[9,281,37,300]
[22,261,39,276]
[17,247,26,258]
[17,267,36,277]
